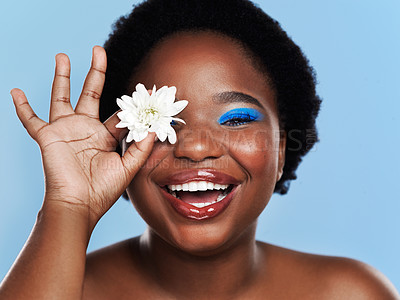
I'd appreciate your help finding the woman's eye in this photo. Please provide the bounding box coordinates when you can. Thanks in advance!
[170,120,178,126]
[218,108,264,127]
[220,113,256,126]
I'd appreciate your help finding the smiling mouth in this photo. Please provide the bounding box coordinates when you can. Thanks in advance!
[161,181,237,220]
[166,181,234,208]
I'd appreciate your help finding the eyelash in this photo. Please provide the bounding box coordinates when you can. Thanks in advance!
[170,109,263,126]
[219,108,263,127]
[220,113,257,126]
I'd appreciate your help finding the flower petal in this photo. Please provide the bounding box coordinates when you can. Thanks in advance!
[136,83,148,96]
[167,126,177,144]
[130,92,142,107]
[116,120,131,128]
[164,86,177,105]
[117,98,130,111]
[116,83,187,145]
[137,130,149,142]
[121,95,137,108]
[135,83,150,106]
[126,131,135,143]
[148,122,160,134]
[155,86,169,98]
[164,100,188,116]
[171,117,186,124]
[156,129,168,142]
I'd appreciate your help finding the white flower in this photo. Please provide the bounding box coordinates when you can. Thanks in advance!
[115,83,188,144]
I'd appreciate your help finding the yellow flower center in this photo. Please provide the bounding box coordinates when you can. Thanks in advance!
[139,106,160,126]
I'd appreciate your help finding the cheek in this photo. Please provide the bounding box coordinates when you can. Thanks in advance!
[137,142,172,172]
[227,127,281,178]
[126,143,170,217]
[228,127,280,217]
[127,170,172,239]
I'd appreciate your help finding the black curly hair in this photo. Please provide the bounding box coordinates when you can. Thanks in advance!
[99,0,321,195]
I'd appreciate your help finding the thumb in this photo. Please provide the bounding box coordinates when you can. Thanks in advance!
[121,132,155,181]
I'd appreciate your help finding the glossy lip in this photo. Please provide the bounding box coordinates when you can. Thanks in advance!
[157,169,241,220]
[160,185,239,220]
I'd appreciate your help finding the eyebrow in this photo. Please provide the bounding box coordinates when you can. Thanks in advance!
[212,91,263,108]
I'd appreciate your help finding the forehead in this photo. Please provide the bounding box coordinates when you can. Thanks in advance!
[130,31,275,109]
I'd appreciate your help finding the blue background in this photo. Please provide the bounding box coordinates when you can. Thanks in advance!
[1,0,399,290]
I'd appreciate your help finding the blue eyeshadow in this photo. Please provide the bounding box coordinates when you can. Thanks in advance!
[218,108,264,125]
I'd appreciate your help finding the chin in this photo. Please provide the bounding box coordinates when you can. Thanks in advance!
[158,217,255,257]
[170,229,233,257]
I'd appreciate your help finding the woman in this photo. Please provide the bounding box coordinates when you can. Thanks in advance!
[1,0,399,298]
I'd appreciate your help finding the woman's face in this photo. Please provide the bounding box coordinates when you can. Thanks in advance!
[126,32,285,255]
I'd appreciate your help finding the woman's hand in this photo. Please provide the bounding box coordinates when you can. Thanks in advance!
[0,47,149,299]
[11,46,154,229]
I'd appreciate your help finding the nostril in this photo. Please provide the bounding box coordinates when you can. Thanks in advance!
[174,155,218,165]
[173,127,225,162]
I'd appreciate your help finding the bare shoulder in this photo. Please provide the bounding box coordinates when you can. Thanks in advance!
[257,242,400,299]
[83,237,145,299]
[322,256,400,299]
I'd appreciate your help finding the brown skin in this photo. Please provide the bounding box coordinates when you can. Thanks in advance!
[1,33,399,299]
[84,32,398,299]
[127,31,284,257]
[84,239,399,300]
[1,48,156,299]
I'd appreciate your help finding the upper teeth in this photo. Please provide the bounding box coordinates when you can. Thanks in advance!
[168,181,229,192]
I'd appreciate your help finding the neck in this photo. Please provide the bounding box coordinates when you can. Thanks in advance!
[138,222,262,298]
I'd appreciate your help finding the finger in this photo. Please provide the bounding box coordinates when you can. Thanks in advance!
[11,88,47,139]
[49,53,74,122]
[75,46,107,119]
[103,110,128,143]
[121,132,155,180]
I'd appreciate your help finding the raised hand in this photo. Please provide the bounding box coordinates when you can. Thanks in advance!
[11,46,154,229]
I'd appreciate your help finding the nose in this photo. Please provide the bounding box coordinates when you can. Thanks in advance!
[173,127,225,162]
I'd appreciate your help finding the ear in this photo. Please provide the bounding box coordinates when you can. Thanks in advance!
[276,130,286,182]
